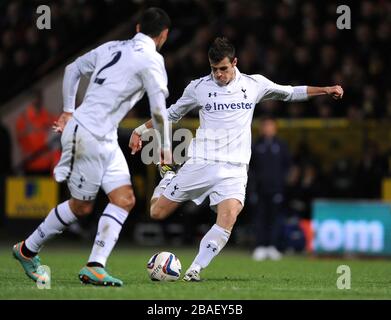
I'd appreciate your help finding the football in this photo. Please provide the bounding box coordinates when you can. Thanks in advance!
[147,251,182,281]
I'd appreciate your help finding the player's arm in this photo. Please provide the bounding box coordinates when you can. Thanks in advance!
[131,59,172,162]
[53,49,98,133]
[150,91,172,163]
[307,86,343,99]
[256,75,343,102]
[129,81,198,155]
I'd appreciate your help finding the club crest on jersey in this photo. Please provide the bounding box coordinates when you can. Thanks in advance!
[241,88,247,99]
[171,184,179,196]
[205,103,212,111]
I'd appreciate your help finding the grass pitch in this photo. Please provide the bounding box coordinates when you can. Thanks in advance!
[1,244,390,300]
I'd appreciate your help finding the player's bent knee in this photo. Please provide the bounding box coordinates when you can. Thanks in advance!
[69,199,94,217]
[114,194,136,212]
[108,187,136,212]
[150,205,166,220]
[126,194,136,211]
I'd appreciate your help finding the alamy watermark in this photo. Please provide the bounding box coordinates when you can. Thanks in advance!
[36,265,51,289]
[138,127,251,165]
[36,5,51,30]
[336,5,351,30]
[336,265,351,289]
[36,5,351,32]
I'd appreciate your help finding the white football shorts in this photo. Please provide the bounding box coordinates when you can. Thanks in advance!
[163,160,248,211]
[53,118,131,200]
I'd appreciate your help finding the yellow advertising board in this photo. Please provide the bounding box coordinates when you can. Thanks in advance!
[383,178,391,201]
[6,177,59,218]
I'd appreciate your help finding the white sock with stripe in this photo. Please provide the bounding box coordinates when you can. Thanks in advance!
[189,224,231,272]
[25,200,77,253]
[87,203,128,267]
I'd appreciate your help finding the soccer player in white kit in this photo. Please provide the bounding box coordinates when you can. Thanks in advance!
[12,8,172,286]
[130,37,343,281]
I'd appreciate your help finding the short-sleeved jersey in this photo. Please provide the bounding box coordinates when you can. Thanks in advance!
[167,68,298,165]
[68,33,168,140]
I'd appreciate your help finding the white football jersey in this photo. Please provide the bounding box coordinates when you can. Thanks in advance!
[64,33,168,140]
[168,67,303,164]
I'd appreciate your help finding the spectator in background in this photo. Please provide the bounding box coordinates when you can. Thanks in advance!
[1,0,388,118]
[15,89,60,175]
[286,160,325,220]
[248,115,292,261]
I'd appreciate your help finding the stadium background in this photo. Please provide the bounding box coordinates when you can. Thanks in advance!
[1,0,391,259]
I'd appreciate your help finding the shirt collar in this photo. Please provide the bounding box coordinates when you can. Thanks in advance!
[231,67,241,86]
[133,32,157,51]
[211,66,241,87]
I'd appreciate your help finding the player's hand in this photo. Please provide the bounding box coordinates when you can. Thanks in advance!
[129,130,143,155]
[326,85,344,100]
[53,112,73,133]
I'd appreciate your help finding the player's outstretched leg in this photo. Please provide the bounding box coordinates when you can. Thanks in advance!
[12,200,78,283]
[183,199,242,282]
[78,266,123,287]
[79,203,128,287]
[12,241,48,283]
[80,186,135,287]
[183,224,231,282]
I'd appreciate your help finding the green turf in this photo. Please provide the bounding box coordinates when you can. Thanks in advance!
[1,244,390,299]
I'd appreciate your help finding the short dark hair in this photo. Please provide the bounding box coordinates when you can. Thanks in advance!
[138,7,171,37]
[208,37,236,63]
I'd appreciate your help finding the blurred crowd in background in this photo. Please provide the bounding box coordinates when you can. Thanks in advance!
[1,0,390,118]
[0,0,142,104]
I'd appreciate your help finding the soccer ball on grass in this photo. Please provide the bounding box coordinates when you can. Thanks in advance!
[147,251,181,281]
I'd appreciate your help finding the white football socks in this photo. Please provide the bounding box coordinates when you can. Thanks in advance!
[190,224,231,272]
[152,171,176,199]
[88,203,128,267]
[25,200,77,253]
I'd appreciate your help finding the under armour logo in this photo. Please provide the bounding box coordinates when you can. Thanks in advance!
[241,88,247,99]
[209,92,217,97]
[206,244,217,252]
